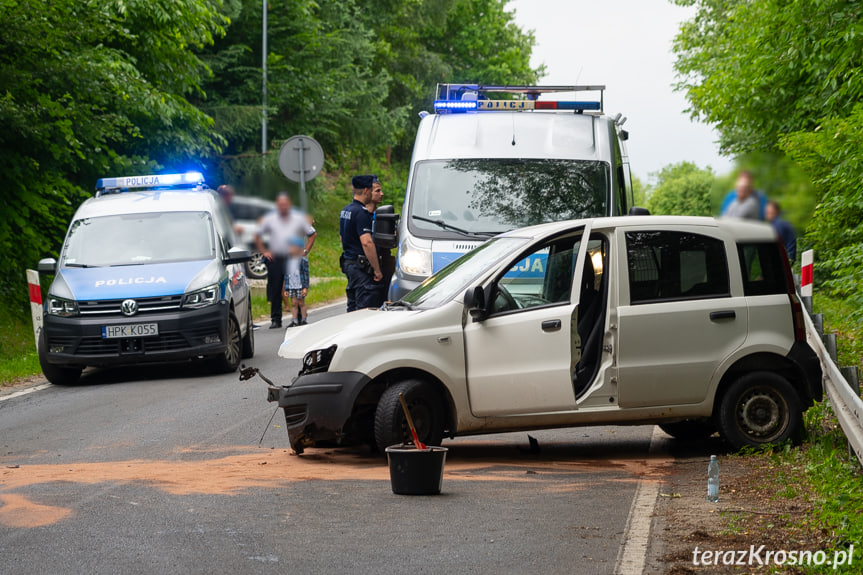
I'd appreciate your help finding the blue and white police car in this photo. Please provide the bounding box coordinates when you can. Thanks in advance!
[37,172,254,385]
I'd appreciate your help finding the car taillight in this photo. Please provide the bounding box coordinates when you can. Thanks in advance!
[777,238,806,342]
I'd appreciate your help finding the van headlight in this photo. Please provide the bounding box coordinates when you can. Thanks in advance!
[399,240,432,276]
[183,284,219,308]
[47,296,78,317]
[301,345,337,375]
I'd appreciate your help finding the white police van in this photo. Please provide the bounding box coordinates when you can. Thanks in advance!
[37,172,254,385]
[389,84,634,300]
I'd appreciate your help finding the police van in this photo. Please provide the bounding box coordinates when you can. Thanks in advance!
[389,84,634,300]
[37,172,254,385]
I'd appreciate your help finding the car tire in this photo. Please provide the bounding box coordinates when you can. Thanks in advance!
[210,312,242,373]
[658,419,717,440]
[37,331,82,386]
[241,302,255,359]
[374,379,445,451]
[245,251,268,279]
[717,371,802,450]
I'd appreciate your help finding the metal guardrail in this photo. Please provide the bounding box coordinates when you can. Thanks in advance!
[802,305,863,465]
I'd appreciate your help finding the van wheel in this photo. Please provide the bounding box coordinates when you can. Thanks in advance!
[717,372,802,450]
[241,303,255,359]
[210,313,242,373]
[374,380,444,451]
[38,331,82,386]
[658,420,717,440]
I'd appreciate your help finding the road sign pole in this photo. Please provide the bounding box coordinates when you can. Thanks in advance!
[298,137,307,212]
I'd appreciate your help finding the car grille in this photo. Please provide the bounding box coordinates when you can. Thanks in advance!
[78,295,183,316]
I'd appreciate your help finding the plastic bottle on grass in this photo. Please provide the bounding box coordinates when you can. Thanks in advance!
[707,455,719,503]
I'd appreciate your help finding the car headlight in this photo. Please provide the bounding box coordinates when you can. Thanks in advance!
[399,241,432,276]
[47,296,78,317]
[301,345,338,376]
[183,284,219,309]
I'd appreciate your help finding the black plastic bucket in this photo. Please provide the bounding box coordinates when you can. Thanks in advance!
[385,444,448,495]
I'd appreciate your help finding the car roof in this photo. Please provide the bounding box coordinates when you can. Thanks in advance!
[501,215,777,242]
[73,189,220,219]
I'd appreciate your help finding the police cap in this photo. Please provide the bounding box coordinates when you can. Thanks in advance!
[351,174,379,189]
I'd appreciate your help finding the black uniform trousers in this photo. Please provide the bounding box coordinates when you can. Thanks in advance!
[344,262,386,312]
[265,255,288,323]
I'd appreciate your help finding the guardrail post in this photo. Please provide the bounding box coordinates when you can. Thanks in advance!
[813,313,824,335]
[822,333,838,365]
[840,366,860,396]
[802,295,813,315]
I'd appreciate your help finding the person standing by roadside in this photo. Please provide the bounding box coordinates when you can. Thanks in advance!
[766,200,797,263]
[256,193,316,328]
[720,170,766,220]
[283,237,310,327]
[340,175,384,312]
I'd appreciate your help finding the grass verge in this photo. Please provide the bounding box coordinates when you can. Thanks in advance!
[250,277,347,321]
[0,312,40,386]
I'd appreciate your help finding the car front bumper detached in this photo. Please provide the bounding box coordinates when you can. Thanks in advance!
[267,371,372,454]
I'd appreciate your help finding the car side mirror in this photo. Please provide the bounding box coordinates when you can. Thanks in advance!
[464,285,488,322]
[38,258,57,274]
[629,206,650,216]
[224,246,252,264]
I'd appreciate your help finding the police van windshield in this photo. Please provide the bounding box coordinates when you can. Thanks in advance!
[408,159,608,237]
[62,211,216,267]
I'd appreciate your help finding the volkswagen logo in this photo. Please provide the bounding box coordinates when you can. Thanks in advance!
[121,299,138,316]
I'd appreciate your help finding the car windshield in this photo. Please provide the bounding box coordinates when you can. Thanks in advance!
[61,211,216,267]
[401,237,530,309]
[408,159,608,236]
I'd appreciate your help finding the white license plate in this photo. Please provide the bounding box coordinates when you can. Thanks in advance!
[101,323,159,339]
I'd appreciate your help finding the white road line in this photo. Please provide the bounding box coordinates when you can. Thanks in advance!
[614,426,663,575]
[0,383,52,403]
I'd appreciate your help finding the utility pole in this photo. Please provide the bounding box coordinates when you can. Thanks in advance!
[261,0,268,171]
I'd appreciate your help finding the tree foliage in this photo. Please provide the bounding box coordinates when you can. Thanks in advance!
[673,0,863,317]
[646,162,714,217]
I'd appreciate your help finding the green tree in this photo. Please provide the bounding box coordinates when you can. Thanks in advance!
[646,162,714,216]
[0,0,227,313]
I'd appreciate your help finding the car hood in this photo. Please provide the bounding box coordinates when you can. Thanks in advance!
[278,309,423,360]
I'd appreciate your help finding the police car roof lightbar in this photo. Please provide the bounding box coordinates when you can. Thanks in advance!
[95,172,206,196]
[433,84,605,115]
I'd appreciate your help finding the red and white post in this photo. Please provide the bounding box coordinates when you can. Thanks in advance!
[800,249,814,297]
[26,269,43,350]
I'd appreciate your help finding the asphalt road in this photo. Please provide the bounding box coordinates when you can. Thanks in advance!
[0,303,689,575]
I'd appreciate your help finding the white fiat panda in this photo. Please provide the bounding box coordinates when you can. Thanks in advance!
[269,216,822,453]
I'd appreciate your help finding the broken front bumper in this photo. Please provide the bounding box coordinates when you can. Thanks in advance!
[267,371,372,453]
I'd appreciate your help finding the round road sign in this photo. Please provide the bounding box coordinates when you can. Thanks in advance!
[278,135,324,183]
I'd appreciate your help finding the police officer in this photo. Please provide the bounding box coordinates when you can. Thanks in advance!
[340,175,384,312]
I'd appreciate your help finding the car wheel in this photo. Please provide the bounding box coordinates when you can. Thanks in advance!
[245,251,268,279]
[210,312,242,373]
[241,302,255,359]
[37,331,82,386]
[658,419,717,440]
[374,379,444,451]
[717,371,802,450]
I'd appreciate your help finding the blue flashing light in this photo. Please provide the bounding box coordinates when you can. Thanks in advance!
[433,100,479,112]
[96,171,205,193]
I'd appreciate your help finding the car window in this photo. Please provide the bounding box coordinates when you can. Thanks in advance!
[737,242,787,296]
[490,233,583,314]
[625,231,730,304]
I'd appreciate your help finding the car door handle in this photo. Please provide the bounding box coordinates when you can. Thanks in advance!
[709,310,736,321]
[541,319,562,332]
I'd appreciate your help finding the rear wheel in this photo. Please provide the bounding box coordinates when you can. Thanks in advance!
[209,312,242,373]
[658,419,717,440]
[374,380,444,451]
[717,371,802,450]
[241,302,255,359]
[38,331,82,386]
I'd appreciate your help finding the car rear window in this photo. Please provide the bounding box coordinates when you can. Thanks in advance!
[626,231,730,304]
[737,242,788,296]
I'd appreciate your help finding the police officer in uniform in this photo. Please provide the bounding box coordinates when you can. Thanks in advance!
[340,175,384,312]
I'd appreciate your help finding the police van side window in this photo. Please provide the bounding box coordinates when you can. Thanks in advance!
[626,231,730,304]
[490,234,582,315]
[737,243,787,295]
